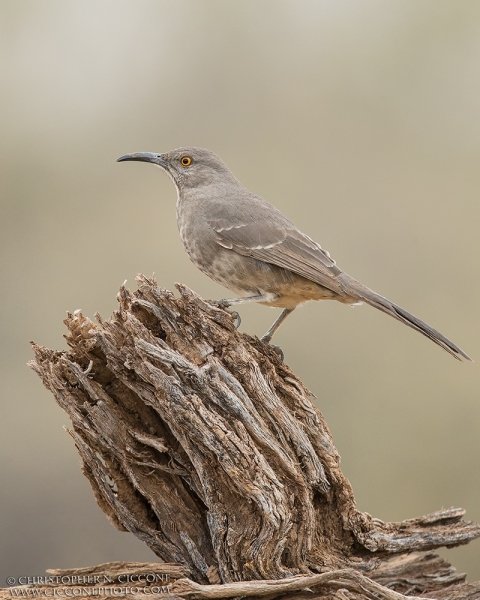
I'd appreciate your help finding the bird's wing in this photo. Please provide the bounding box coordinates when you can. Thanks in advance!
[207,200,345,294]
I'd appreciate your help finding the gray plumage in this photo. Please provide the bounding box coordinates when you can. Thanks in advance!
[117,147,471,362]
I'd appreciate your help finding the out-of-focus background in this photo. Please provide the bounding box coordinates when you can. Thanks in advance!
[1,0,479,584]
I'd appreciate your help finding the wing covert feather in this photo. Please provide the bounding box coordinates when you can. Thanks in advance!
[207,199,344,294]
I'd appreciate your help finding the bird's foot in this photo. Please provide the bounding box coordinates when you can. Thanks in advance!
[209,299,231,309]
[270,344,285,362]
[208,300,241,328]
[260,334,284,362]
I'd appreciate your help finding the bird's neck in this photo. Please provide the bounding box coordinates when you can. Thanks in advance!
[177,178,246,206]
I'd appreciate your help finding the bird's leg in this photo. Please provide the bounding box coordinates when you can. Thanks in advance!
[209,295,277,329]
[261,308,294,344]
[213,294,278,307]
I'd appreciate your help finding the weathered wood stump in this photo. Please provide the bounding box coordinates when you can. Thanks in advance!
[22,275,480,599]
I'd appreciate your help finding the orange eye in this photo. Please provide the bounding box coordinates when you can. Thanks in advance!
[181,156,192,166]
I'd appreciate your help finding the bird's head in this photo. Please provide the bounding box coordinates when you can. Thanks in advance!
[117,146,239,190]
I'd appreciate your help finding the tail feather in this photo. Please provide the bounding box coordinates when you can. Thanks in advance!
[340,275,472,362]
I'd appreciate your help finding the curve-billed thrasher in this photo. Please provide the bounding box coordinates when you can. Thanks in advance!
[117,147,471,361]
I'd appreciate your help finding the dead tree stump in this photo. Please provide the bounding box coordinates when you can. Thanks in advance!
[26,275,480,599]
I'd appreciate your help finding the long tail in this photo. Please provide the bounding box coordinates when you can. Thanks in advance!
[339,274,472,361]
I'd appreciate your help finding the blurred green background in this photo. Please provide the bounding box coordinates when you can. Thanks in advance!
[1,0,479,584]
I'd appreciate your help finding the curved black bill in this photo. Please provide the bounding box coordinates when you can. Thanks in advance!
[116,152,167,167]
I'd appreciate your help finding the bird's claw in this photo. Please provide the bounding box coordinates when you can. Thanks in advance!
[231,311,241,329]
[270,344,284,362]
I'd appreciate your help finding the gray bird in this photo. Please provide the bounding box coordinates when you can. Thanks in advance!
[117,147,471,361]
